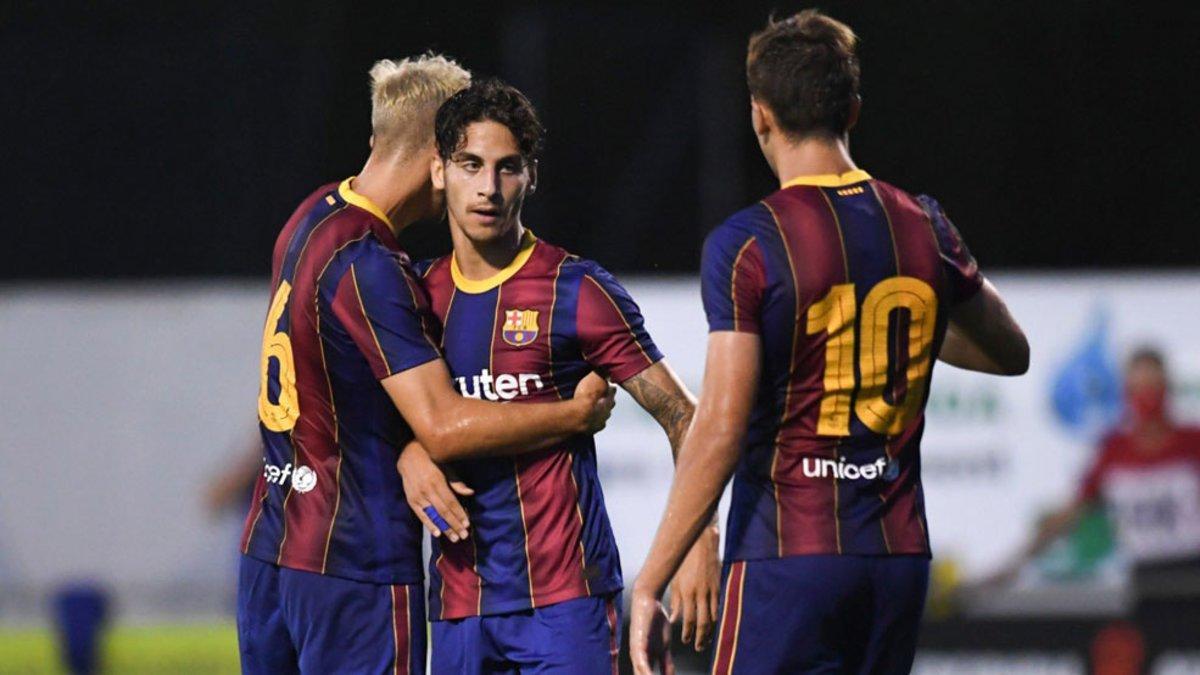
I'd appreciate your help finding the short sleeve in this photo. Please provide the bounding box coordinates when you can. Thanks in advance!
[330,250,442,379]
[917,195,983,305]
[701,225,766,333]
[576,266,664,383]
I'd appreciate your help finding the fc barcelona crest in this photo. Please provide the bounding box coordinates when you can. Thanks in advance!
[502,309,539,347]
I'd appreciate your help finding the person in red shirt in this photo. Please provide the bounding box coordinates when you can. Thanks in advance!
[991,347,1200,582]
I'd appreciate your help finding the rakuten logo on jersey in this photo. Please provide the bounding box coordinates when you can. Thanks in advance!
[455,369,545,401]
[264,462,317,493]
[802,456,899,482]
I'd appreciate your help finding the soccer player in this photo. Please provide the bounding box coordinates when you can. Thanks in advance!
[629,11,1030,674]
[238,56,616,675]
[397,78,719,674]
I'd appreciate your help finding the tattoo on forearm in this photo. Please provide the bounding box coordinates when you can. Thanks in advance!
[625,372,695,458]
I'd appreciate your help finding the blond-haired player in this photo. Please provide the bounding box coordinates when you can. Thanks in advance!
[238,54,617,675]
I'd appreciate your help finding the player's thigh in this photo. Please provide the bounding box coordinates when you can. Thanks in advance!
[710,557,868,675]
[430,616,507,675]
[858,555,930,675]
[279,569,425,675]
[497,594,621,675]
[237,555,300,675]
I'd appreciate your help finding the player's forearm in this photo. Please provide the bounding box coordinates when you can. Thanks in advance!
[939,325,1010,374]
[424,397,587,462]
[635,425,742,597]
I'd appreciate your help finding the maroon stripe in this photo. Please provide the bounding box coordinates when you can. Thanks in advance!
[391,585,409,675]
[277,212,373,570]
[434,541,482,620]
[763,189,847,554]
[711,561,746,675]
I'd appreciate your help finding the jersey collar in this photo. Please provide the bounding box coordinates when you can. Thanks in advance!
[338,177,402,250]
[451,229,538,294]
[781,169,872,189]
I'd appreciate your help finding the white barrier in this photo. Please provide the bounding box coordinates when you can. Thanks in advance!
[1,273,1197,617]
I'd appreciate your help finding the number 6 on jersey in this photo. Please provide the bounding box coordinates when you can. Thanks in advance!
[257,281,300,432]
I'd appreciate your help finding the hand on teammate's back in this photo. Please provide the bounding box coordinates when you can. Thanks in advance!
[573,372,617,434]
[396,440,473,542]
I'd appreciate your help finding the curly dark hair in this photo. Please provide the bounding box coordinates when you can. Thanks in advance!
[747,9,860,139]
[434,78,544,162]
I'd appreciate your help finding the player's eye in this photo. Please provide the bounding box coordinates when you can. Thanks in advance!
[457,159,481,173]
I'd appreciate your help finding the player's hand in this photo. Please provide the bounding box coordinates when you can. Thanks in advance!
[396,440,473,542]
[629,583,675,675]
[668,523,720,651]
[573,372,617,434]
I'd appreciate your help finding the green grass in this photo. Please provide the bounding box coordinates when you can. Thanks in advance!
[0,623,239,674]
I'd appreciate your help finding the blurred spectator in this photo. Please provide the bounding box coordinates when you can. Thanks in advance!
[989,347,1200,618]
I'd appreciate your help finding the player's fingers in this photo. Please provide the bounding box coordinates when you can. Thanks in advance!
[427,490,467,542]
[700,586,715,648]
[631,640,654,675]
[449,480,475,496]
[693,596,713,651]
[411,502,442,537]
[667,589,681,624]
[662,649,676,675]
[433,480,471,534]
[679,588,696,646]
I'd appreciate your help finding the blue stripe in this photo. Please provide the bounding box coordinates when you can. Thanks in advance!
[824,185,897,553]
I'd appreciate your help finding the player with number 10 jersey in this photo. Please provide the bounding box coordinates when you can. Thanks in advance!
[629,11,1029,675]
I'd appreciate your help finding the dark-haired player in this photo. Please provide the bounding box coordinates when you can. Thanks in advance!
[238,56,615,675]
[397,78,719,674]
[630,10,1029,674]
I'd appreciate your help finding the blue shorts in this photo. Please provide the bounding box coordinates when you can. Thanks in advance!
[711,555,929,675]
[431,594,621,674]
[237,554,425,674]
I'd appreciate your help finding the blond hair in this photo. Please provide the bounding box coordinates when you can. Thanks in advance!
[369,53,471,153]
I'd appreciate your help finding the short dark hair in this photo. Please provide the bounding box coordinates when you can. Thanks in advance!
[1128,346,1166,371]
[746,9,861,139]
[434,78,544,162]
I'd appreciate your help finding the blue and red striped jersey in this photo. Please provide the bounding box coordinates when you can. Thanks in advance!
[241,178,442,584]
[701,170,982,560]
[417,231,663,619]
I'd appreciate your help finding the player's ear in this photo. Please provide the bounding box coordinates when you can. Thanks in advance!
[369,134,375,150]
[750,98,771,139]
[527,159,538,195]
[846,95,862,132]
[431,155,446,190]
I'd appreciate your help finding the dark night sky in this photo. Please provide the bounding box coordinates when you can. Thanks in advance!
[4,1,1197,279]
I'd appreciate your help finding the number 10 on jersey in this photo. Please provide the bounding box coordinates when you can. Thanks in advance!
[806,276,938,437]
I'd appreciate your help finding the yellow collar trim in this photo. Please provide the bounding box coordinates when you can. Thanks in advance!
[450,229,538,294]
[338,177,394,229]
[781,169,872,189]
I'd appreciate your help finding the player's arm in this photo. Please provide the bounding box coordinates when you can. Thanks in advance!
[330,252,614,464]
[630,223,766,674]
[383,362,614,463]
[915,194,1029,376]
[940,278,1030,375]
[622,362,720,651]
[630,333,760,675]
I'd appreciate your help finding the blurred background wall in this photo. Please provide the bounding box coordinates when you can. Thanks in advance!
[3,1,1199,673]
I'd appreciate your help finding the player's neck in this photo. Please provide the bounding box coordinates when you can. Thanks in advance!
[772,135,857,186]
[451,221,527,280]
[352,154,431,235]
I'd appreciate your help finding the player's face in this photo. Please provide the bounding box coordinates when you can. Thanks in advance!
[434,120,535,244]
[1125,359,1168,422]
